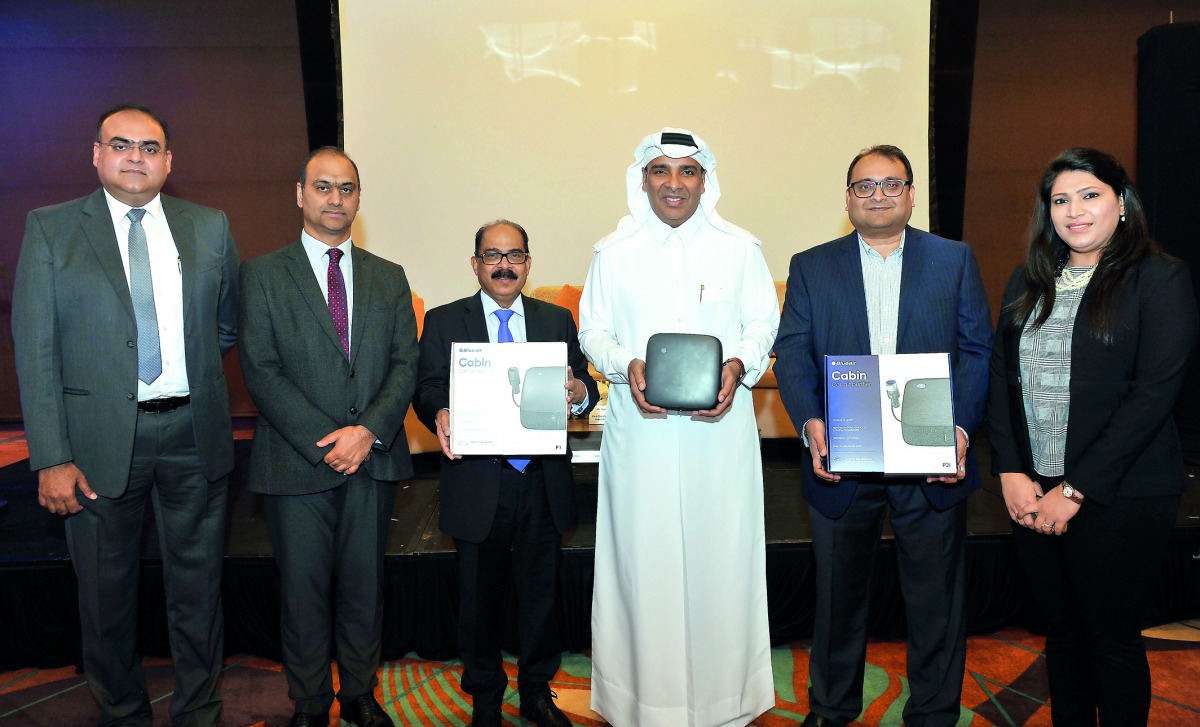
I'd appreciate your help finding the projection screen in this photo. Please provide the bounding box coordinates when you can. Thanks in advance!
[341,2,932,308]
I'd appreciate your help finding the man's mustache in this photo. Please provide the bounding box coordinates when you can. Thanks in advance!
[491,268,519,281]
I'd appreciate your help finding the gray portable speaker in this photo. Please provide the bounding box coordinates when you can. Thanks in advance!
[899,378,955,446]
[643,333,722,411]
[517,366,567,430]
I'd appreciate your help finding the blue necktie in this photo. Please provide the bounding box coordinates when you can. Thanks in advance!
[494,309,530,473]
[127,208,162,384]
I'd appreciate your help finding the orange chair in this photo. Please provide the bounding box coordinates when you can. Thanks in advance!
[405,291,441,454]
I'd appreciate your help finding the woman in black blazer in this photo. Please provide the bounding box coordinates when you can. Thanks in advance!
[988,147,1198,726]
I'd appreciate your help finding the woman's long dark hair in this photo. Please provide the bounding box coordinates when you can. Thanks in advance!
[1005,147,1159,344]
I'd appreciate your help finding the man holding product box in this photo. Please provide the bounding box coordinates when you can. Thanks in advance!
[414,220,596,727]
[774,145,992,727]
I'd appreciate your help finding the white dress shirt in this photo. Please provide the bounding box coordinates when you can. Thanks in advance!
[858,229,905,355]
[103,190,189,401]
[300,232,355,354]
[479,291,588,414]
[480,290,528,343]
[857,229,968,445]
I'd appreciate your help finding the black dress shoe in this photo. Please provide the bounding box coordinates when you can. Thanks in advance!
[519,691,572,727]
[338,693,394,727]
[287,711,329,727]
[801,713,845,727]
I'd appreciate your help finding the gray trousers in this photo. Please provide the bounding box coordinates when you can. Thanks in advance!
[262,471,396,714]
[67,404,227,727]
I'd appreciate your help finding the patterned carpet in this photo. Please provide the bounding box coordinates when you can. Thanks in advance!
[3,626,1198,726]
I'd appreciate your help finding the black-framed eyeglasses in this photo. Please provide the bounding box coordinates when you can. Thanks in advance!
[98,140,164,156]
[475,249,529,265]
[848,178,911,198]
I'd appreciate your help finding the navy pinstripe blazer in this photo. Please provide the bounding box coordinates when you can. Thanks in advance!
[774,227,993,518]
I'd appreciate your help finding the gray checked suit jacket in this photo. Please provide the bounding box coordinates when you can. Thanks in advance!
[237,239,419,494]
[12,189,239,493]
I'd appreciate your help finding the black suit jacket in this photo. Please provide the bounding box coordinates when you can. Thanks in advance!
[988,253,1198,504]
[238,239,419,494]
[414,292,599,542]
[13,189,238,492]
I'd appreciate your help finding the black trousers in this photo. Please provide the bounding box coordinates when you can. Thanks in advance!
[262,471,397,714]
[452,463,562,710]
[66,404,227,727]
[1014,476,1179,727]
[808,483,968,727]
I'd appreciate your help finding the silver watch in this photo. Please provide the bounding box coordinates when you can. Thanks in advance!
[1061,483,1084,504]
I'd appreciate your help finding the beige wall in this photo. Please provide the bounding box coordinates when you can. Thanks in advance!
[340,2,933,307]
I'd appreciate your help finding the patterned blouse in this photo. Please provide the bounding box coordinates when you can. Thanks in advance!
[1018,269,1091,477]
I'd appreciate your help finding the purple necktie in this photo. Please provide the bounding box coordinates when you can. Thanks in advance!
[327,248,349,357]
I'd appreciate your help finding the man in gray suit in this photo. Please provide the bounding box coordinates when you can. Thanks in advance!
[238,147,419,727]
[12,104,239,726]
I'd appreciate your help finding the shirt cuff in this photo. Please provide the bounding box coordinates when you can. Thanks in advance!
[955,426,970,448]
[801,418,817,448]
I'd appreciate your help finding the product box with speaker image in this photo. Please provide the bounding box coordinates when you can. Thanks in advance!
[450,341,568,456]
[824,353,957,476]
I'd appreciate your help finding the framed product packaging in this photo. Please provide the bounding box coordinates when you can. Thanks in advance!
[824,353,957,476]
[450,342,569,455]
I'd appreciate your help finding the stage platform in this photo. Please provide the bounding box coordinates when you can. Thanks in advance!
[2,428,1197,671]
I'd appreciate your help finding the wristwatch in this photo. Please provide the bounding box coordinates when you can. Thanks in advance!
[1061,483,1084,504]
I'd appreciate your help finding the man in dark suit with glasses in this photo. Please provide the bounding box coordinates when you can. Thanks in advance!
[414,220,597,727]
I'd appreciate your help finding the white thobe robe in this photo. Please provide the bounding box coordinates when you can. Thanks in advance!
[579,206,780,727]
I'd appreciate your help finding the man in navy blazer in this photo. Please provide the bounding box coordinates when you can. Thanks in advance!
[414,220,597,727]
[774,145,992,727]
[12,105,239,725]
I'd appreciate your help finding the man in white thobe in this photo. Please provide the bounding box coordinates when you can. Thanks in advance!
[579,128,780,727]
